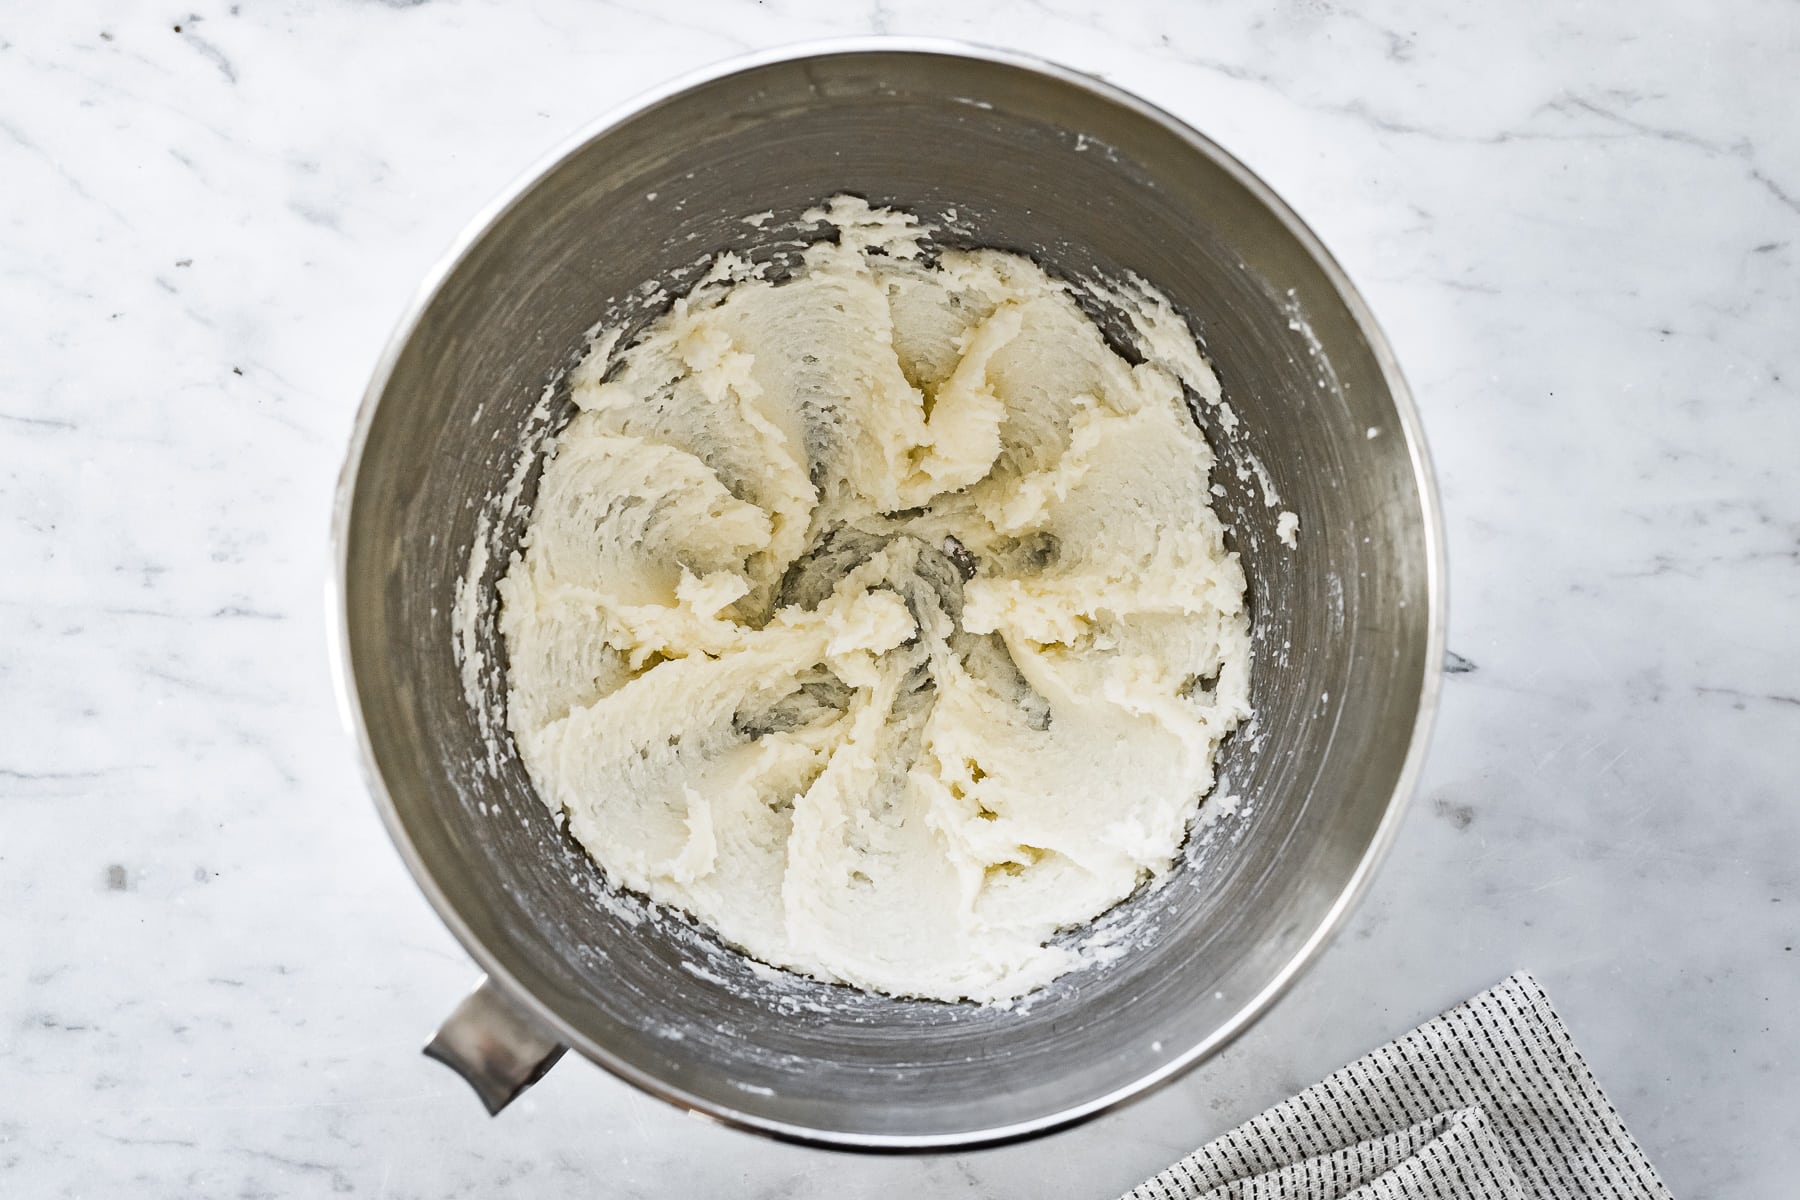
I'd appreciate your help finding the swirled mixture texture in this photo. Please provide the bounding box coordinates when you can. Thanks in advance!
[499,198,1250,1002]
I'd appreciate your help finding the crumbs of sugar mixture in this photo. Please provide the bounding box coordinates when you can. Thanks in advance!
[1277,511,1300,549]
[499,197,1250,1002]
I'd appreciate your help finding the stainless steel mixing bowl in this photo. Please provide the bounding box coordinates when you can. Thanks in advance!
[332,40,1444,1150]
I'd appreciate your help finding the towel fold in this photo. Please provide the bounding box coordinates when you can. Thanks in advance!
[1126,973,1671,1200]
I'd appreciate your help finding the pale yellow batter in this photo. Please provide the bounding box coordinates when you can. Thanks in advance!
[499,197,1250,1002]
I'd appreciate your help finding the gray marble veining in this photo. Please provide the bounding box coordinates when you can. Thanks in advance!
[2,2,1795,1197]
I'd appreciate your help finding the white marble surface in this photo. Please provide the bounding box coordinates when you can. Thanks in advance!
[4,2,1796,1196]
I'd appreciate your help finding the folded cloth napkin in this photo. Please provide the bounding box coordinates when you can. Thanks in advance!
[1126,973,1672,1200]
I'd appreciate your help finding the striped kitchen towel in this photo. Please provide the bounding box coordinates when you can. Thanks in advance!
[1126,973,1671,1200]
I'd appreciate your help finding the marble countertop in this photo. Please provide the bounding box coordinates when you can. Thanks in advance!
[5,2,1796,1196]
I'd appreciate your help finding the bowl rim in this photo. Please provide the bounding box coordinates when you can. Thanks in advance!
[328,35,1448,1152]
